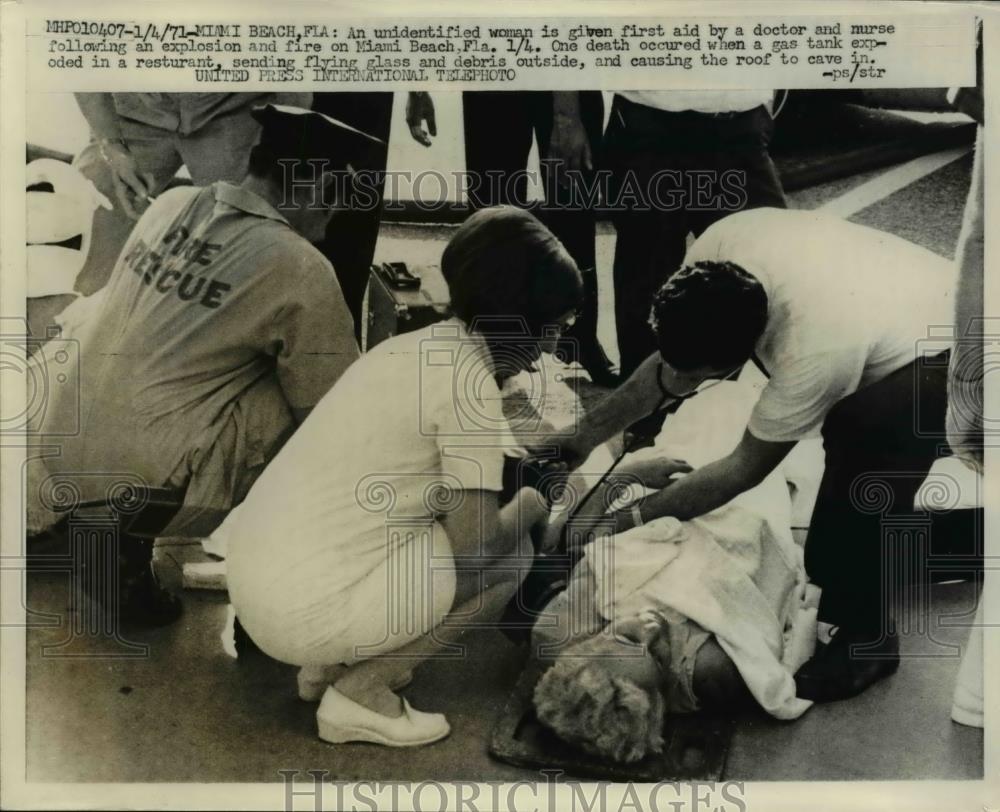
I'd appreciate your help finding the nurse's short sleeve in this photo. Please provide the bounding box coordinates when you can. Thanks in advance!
[424,365,510,493]
[269,249,360,411]
[748,351,865,442]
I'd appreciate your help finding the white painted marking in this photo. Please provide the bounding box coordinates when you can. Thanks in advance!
[820,146,972,219]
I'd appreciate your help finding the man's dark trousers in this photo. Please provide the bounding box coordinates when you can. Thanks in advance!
[604,95,787,376]
[312,92,394,343]
[462,91,606,361]
[805,351,983,641]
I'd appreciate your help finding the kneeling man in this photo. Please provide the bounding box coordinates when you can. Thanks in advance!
[28,106,381,620]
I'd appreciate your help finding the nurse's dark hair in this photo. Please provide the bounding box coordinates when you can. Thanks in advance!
[650,260,768,372]
[442,206,583,336]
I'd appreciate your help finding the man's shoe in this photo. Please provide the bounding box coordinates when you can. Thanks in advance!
[118,566,183,628]
[794,623,900,703]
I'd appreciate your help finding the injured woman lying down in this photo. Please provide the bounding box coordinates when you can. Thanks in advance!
[531,377,820,763]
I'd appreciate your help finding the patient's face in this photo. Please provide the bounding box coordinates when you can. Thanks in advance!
[595,620,671,697]
[607,645,661,695]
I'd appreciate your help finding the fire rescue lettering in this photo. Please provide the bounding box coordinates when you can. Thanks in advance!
[123,224,230,309]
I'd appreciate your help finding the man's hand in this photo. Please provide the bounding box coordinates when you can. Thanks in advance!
[548,92,592,189]
[100,140,154,220]
[625,430,796,526]
[548,113,592,176]
[406,92,437,146]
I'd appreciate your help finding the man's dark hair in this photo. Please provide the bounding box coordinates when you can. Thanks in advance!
[247,104,385,199]
[247,146,368,209]
[247,146,350,186]
[650,260,768,371]
[442,206,583,338]
[246,143,282,182]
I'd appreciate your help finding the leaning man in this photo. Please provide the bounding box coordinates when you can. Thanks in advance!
[542,206,979,702]
[28,105,381,622]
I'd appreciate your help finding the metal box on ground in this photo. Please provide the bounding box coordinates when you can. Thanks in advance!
[364,262,450,351]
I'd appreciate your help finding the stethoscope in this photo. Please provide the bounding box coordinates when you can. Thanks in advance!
[547,360,741,556]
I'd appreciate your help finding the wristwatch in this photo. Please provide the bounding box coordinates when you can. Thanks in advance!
[98,137,128,163]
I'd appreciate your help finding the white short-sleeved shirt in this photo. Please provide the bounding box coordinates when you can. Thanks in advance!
[618,90,773,114]
[684,208,956,442]
[226,319,516,628]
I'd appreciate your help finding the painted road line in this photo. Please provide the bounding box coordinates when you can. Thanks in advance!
[820,146,972,219]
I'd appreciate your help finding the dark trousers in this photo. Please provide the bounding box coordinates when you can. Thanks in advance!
[462,91,605,348]
[604,96,787,375]
[311,93,394,342]
[805,352,983,634]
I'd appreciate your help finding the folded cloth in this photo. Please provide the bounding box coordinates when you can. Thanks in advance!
[783,604,818,674]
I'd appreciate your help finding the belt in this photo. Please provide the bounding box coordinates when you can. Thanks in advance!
[615,94,765,122]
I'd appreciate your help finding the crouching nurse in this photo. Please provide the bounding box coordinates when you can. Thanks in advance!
[226,207,580,747]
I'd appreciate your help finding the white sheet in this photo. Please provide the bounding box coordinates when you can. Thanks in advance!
[584,379,816,720]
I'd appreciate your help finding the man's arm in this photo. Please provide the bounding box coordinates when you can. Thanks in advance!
[273,257,361,424]
[75,93,154,219]
[544,455,692,552]
[542,352,674,466]
[74,93,124,140]
[614,429,796,531]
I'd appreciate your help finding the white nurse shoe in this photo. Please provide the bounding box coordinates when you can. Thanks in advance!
[316,686,450,747]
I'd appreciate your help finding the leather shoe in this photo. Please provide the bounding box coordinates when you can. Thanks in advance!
[794,622,900,703]
[118,566,183,628]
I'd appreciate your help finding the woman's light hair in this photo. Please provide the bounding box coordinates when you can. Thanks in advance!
[533,634,666,764]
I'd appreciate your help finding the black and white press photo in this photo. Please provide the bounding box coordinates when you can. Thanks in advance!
[1,2,994,810]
